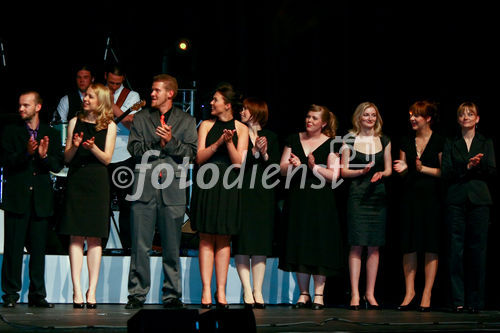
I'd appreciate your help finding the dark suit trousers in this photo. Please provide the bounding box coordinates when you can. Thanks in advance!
[447,201,489,308]
[108,157,135,251]
[128,189,184,303]
[1,209,48,302]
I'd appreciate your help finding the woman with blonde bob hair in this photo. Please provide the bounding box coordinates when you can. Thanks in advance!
[279,104,344,310]
[60,83,117,309]
[341,102,392,310]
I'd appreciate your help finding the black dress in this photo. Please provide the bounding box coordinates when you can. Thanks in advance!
[399,133,445,254]
[59,119,110,238]
[346,135,390,246]
[190,118,241,235]
[232,129,279,256]
[279,133,343,276]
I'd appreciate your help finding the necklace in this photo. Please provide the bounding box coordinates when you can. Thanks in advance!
[415,135,431,158]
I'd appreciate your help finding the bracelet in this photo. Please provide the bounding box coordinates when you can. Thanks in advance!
[42,154,48,159]
[210,145,217,153]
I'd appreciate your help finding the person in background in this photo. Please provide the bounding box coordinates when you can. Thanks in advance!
[52,65,95,123]
[105,64,141,252]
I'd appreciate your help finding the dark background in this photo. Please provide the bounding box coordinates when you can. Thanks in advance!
[0,2,498,308]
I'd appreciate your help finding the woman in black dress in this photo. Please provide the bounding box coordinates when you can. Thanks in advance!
[232,97,279,309]
[340,102,392,310]
[191,83,249,308]
[60,83,117,308]
[279,105,343,310]
[442,102,496,314]
[393,101,444,312]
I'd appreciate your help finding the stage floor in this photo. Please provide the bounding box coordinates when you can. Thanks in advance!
[1,304,499,332]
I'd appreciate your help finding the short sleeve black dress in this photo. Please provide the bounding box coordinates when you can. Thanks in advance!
[278,133,343,276]
[399,132,445,254]
[232,129,279,256]
[190,118,241,235]
[59,119,110,238]
[346,135,390,246]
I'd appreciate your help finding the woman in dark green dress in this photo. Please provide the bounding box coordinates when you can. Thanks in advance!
[232,97,279,308]
[393,101,444,312]
[340,102,392,310]
[191,83,249,308]
[60,83,117,308]
[279,105,343,310]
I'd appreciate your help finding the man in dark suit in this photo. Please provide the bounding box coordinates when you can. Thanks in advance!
[125,74,197,309]
[1,91,64,308]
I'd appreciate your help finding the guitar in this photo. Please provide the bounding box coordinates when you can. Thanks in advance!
[114,100,146,124]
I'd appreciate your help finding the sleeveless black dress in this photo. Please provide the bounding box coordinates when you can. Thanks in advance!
[232,129,279,256]
[346,135,390,246]
[59,119,110,238]
[279,133,343,276]
[399,133,445,254]
[190,118,241,235]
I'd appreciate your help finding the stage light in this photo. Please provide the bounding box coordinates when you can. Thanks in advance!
[178,39,190,52]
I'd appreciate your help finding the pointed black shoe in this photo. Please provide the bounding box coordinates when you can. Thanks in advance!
[201,303,212,309]
[397,296,417,311]
[293,293,312,309]
[348,304,360,310]
[363,296,380,310]
[417,306,431,312]
[86,303,97,309]
[73,302,85,309]
[254,302,266,309]
[215,291,229,309]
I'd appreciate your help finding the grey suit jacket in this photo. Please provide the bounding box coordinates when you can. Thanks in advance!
[127,106,198,206]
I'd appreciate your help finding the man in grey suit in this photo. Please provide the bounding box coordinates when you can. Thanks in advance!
[125,74,197,309]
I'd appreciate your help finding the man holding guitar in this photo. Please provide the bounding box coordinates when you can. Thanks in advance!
[105,64,142,252]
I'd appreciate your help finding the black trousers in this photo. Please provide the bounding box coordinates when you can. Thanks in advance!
[108,157,135,251]
[1,209,48,302]
[447,201,489,308]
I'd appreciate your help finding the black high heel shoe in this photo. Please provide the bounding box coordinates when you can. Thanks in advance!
[311,294,324,310]
[86,303,97,309]
[85,291,97,309]
[417,306,431,312]
[253,292,265,309]
[73,302,85,309]
[73,294,84,309]
[215,291,229,309]
[201,303,212,309]
[397,296,417,311]
[363,296,380,310]
[293,293,312,309]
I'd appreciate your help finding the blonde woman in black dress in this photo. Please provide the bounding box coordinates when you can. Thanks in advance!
[279,105,343,310]
[341,102,391,310]
[60,83,116,308]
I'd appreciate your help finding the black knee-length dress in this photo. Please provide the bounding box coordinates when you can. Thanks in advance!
[279,133,343,276]
[59,119,110,238]
[190,118,241,235]
[231,129,279,256]
[346,135,390,246]
[399,133,445,254]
